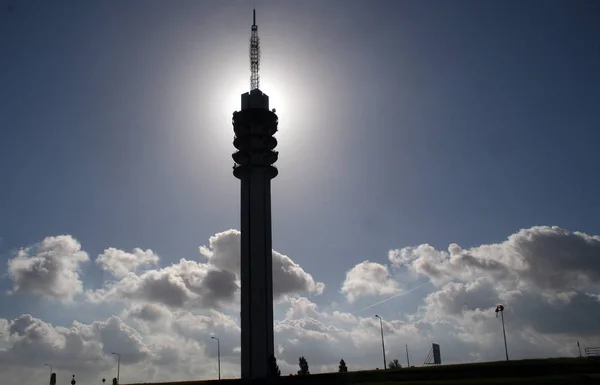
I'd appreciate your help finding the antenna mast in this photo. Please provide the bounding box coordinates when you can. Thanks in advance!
[250,9,260,90]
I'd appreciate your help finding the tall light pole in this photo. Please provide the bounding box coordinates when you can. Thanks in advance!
[375,315,387,370]
[45,363,53,375]
[111,352,121,384]
[495,305,508,361]
[211,336,221,380]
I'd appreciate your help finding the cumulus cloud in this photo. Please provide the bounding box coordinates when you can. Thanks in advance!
[87,230,324,310]
[389,226,600,346]
[331,310,359,325]
[126,303,173,323]
[0,308,242,385]
[96,248,159,278]
[200,229,325,298]
[285,297,322,319]
[341,261,399,302]
[389,226,600,293]
[424,278,501,319]
[87,259,238,309]
[0,318,8,341]
[6,235,89,302]
[0,314,148,375]
[5,225,600,384]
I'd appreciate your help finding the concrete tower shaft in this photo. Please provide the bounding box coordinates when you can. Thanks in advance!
[232,90,278,379]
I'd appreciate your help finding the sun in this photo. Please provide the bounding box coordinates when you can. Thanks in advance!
[258,79,287,117]
[224,79,287,118]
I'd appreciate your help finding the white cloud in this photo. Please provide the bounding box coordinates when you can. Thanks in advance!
[6,235,89,302]
[4,225,600,384]
[200,229,325,298]
[87,259,238,309]
[0,314,148,376]
[389,226,600,293]
[96,248,159,278]
[11,230,324,312]
[331,311,358,325]
[0,308,242,385]
[285,297,322,319]
[423,278,501,320]
[341,261,399,303]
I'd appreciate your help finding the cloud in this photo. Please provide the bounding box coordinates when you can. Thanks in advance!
[96,248,159,278]
[5,225,600,384]
[341,261,399,302]
[126,303,172,324]
[200,230,325,298]
[285,297,322,319]
[4,289,600,385]
[389,226,600,293]
[17,230,325,312]
[87,259,238,309]
[0,308,241,385]
[331,311,358,325]
[424,278,501,320]
[6,235,89,302]
[0,314,148,375]
[390,226,600,349]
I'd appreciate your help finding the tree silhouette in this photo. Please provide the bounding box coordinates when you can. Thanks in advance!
[339,359,348,372]
[388,359,402,369]
[268,355,281,377]
[297,356,310,376]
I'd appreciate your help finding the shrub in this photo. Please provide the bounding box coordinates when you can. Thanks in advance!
[388,359,402,369]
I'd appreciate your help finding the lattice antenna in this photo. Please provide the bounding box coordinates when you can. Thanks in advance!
[250,9,260,90]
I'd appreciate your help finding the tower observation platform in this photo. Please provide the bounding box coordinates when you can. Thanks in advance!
[231,10,279,380]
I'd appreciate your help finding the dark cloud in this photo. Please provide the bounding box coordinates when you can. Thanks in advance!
[507,291,600,335]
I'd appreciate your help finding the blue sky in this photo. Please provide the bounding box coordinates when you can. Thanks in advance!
[1,1,600,384]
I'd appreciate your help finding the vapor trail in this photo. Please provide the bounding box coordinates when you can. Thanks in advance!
[354,281,432,315]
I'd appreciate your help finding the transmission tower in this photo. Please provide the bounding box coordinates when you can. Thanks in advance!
[250,9,260,90]
[232,9,279,379]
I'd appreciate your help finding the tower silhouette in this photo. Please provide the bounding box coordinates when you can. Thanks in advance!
[232,9,278,379]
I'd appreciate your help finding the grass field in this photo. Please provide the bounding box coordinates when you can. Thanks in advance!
[125,358,600,385]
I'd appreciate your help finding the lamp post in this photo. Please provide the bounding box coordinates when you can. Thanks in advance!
[495,305,509,361]
[375,315,387,370]
[111,352,121,384]
[45,363,53,375]
[211,336,221,380]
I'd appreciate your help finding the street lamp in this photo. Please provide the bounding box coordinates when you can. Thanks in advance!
[211,336,221,380]
[45,363,53,375]
[375,315,387,370]
[495,305,509,361]
[111,352,121,384]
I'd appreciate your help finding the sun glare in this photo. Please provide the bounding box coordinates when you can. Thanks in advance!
[224,79,287,119]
